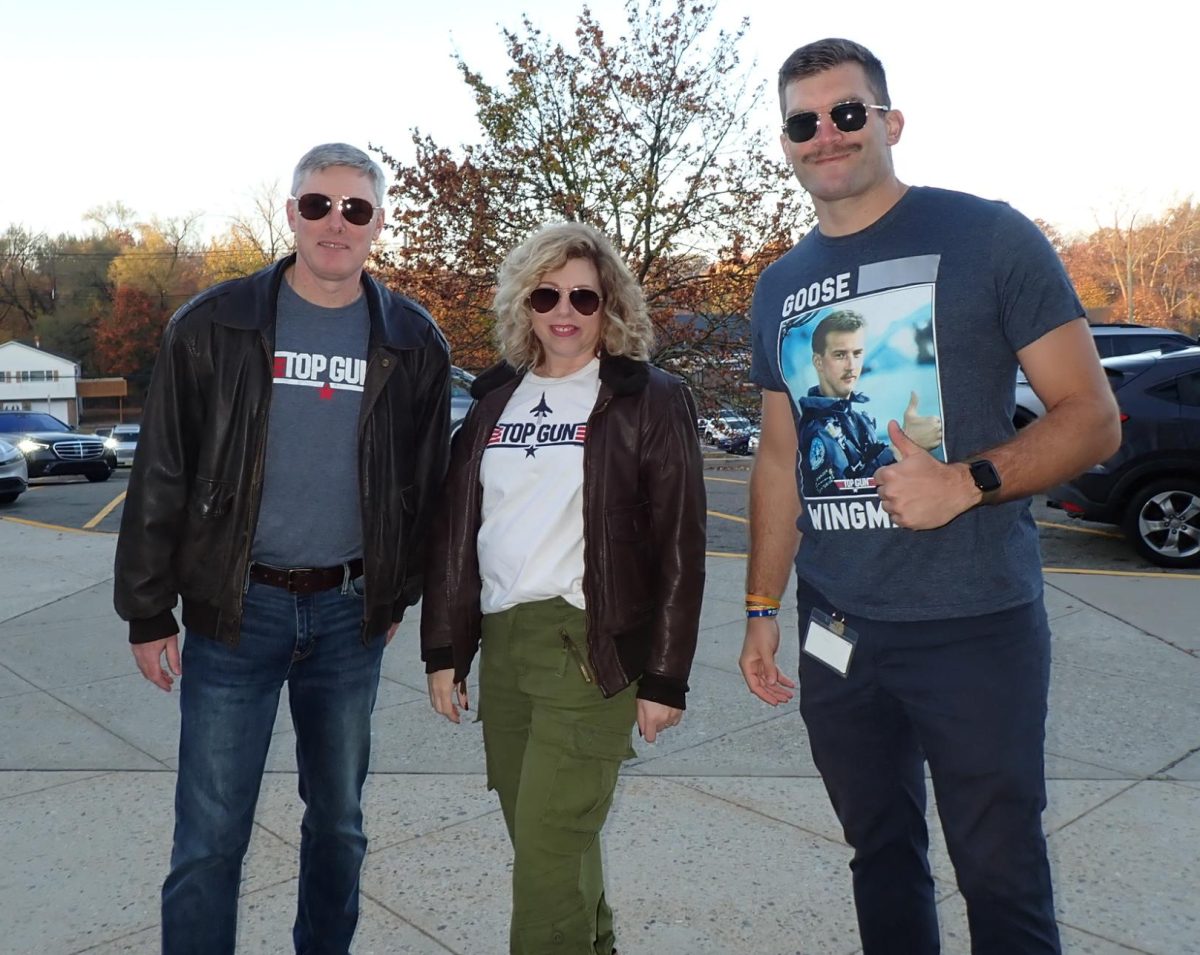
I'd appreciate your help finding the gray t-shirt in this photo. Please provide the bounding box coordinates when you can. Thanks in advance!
[251,279,369,568]
[750,186,1083,621]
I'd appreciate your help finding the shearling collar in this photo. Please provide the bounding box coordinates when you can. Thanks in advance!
[470,353,650,400]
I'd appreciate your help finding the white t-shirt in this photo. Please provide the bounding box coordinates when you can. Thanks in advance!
[477,359,601,613]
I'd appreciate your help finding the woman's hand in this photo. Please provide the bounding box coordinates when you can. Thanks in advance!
[637,699,682,743]
[428,669,469,723]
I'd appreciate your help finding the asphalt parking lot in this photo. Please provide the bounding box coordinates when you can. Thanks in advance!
[3,456,1195,579]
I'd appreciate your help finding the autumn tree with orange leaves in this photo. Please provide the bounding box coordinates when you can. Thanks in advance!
[373,0,804,408]
[1052,199,1200,336]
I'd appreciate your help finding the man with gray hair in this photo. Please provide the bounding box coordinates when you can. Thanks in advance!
[115,143,450,953]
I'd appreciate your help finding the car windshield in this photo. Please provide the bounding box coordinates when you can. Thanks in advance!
[0,412,72,433]
[719,416,751,428]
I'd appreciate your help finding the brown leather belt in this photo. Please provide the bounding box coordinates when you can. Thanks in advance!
[248,558,364,595]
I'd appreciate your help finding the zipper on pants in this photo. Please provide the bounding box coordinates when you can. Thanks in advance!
[560,629,595,684]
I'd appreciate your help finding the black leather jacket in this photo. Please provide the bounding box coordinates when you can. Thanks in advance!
[114,255,450,646]
[420,355,706,710]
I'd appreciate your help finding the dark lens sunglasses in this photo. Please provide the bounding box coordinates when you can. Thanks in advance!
[781,101,889,144]
[527,286,602,316]
[291,193,380,227]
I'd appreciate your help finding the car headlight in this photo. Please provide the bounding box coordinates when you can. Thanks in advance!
[17,438,48,454]
[104,437,119,449]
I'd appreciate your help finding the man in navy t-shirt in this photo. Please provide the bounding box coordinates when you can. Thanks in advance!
[738,39,1121,954]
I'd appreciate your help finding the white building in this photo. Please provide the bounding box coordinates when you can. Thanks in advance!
[0,341,82,425]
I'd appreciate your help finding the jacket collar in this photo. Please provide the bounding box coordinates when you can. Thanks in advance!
[209,254,435,351]
[471,353,650,400]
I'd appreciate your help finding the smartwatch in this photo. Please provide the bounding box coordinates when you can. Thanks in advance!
[968,459,1002,504]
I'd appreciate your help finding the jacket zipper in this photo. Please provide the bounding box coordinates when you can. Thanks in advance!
[560,629,595,684]
[234,333,274,630]
[578,390,612,689]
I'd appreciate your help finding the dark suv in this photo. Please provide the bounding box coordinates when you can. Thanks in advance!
[1047,347,1200,567]
[1014,323,1198,428]
[0,411,116,482]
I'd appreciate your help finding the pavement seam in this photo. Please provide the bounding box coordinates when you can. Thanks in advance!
[0,574,116,629]
[1045,578,1200,658]
[355,890,463,955]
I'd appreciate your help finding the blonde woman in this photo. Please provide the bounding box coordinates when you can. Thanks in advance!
[422,221,706,954]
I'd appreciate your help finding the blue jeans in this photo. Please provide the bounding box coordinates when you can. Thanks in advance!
[796,579,1060,955]
[162,581,385,955]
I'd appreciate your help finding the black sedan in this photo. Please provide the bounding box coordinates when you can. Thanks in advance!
[1048,347,1200,567]
[0,411,115,482]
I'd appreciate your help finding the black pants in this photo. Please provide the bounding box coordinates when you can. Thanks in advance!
[795,580,1061,955]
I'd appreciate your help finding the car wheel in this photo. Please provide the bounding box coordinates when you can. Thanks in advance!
[0,492,18,505]
[86,470,113,483]
[1121,479,1200,568]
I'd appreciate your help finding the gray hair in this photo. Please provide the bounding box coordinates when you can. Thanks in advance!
[291,143,387,206]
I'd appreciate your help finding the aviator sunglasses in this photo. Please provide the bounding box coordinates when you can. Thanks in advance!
[782,101,889,144]
[527,286,603,316]
[290,193,381,227]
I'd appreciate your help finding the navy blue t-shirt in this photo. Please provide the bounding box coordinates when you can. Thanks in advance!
[750,186,1083,621]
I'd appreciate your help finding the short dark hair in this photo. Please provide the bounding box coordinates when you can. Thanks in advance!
[812,309,865,355]
[778,38,890,118]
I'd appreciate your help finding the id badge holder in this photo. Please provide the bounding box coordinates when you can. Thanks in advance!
[802,608,858,678]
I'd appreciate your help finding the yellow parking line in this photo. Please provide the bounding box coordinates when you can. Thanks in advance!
[83,490,127,529]
[705,476,748,485]
[701,551,1195,578]
[0,515,114,535]
[1035,519,1123,540]
[708,509,748,525]
[1043,566,1200,580]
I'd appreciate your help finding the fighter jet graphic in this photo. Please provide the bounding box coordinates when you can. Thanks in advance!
[530,393,553,420]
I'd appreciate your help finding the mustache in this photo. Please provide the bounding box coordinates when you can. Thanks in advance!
[804,144,861,164]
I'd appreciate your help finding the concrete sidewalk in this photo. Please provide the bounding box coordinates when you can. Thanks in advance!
[1,518,1198,954]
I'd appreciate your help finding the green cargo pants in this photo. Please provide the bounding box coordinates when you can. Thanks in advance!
[479,597,638,955]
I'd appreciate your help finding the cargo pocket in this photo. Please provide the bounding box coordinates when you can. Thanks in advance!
[540,722,637,834]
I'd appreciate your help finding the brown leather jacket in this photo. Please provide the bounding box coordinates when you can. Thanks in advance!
[420,355,706,709]
[114,256,450,646]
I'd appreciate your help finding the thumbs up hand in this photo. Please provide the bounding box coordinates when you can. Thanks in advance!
[901,391,943,451]
[874,419,979,529]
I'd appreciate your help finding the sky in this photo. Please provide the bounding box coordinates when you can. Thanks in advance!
[4,0,1197,241]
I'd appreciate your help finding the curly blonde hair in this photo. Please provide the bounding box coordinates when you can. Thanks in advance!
[493,222,655,369]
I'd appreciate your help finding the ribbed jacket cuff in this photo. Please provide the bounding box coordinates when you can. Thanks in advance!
[635,673,688,711]
[128,610,180,644]
[422,646,454,674]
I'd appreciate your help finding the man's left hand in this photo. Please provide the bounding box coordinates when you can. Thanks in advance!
[875,420,979,529]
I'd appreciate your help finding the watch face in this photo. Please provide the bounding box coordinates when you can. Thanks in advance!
[970,459,1002,493]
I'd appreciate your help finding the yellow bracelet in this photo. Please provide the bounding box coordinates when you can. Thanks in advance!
[745,593,781,609]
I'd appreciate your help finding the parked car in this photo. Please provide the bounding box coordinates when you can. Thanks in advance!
[1014,323,1198,428]
[0,411,115,482]
[704,410,753,452]
[1047,347,1200,567]
[103,423,140,467]
[450,366,475,434]
[0,437,29,505]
